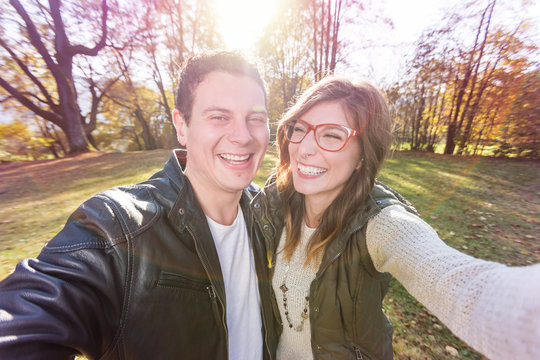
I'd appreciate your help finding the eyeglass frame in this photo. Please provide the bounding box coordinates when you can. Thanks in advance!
[283,118,360,152]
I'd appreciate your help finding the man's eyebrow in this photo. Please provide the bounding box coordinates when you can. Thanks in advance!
[202,107,233,114]
[249,108,268,116]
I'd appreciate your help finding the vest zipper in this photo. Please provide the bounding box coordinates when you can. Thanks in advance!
[314,211,376,279]
[353,345,365,360]
[311,211,379,360]
[188,226,229,358]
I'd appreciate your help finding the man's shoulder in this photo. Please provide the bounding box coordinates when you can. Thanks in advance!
[91,184,162,237]
[45,184,164,252]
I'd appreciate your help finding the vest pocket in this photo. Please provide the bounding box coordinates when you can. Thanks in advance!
[351,343,378,360]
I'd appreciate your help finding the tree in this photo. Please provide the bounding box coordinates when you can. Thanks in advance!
[443,0,496,155]
[257,0,313,127]
[257,0,387,133]
[0,0,110,154]
[0,120,56,160]
[105,0,222,148]
[496,69,540,158]
[392,0,538,157]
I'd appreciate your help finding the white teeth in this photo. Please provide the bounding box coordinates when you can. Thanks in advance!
[298,164,326,175]
[220,154,250,163]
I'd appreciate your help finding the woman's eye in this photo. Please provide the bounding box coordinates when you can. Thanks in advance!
[293,126,306,134]
[323,132,344,140]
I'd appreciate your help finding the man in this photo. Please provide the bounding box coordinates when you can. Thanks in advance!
[0,51,279,359]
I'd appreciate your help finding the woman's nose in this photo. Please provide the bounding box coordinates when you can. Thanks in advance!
[298,129,318,157]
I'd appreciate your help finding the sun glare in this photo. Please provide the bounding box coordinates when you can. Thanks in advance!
[213,0,277,54]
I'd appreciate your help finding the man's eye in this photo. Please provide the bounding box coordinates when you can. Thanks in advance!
[211,115,227,121]
[249,116,267,123]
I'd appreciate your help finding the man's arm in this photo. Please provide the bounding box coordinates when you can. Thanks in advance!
[0,199,127,359]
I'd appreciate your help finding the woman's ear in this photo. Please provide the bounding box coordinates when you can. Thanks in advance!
[172,109,187,146]
[355,158,363,171]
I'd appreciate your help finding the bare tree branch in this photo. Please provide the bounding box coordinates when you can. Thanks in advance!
[0,38,58,110]
[68,0,109,56]
[0,76,63,126]
[9,0,61,78]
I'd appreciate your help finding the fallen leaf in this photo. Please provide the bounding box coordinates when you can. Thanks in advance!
[445,345,459,357]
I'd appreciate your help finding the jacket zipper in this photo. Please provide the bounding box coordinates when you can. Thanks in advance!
[188,226,229,358]
[207,285,222,327]
[249,212,274,360]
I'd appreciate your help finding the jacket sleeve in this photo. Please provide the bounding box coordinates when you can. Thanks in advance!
[0,196,127,359]
[366,205,540,360]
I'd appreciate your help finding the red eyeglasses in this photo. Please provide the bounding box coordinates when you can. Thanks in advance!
[284,118,359,152]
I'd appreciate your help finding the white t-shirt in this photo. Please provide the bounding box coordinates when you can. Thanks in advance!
[206,206,262,360]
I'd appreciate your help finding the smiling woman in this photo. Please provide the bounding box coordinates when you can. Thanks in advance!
[213,0,278,52]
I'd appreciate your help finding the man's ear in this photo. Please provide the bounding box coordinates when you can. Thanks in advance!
[172,109,187,146]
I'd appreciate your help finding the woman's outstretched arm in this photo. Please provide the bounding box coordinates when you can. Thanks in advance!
[366,205,540,360]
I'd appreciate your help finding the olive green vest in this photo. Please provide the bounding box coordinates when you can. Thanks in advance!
[252,180,417,360]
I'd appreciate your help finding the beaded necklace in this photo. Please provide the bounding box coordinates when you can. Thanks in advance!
[279,265,310,332]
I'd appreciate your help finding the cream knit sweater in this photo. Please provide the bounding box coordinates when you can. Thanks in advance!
[273,205,540,360]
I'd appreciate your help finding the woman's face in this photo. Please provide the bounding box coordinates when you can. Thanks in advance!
[288,101,362,207]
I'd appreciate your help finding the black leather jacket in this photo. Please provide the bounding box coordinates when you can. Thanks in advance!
[0,150,279,360]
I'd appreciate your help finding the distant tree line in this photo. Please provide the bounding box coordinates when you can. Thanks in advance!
[0,0,537,160]
[1,0,220,157]
[389,0,539,158]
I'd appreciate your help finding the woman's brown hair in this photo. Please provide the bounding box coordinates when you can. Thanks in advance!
[275,77,393,265]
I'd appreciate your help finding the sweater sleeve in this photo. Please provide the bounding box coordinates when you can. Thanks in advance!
[366,205,540,360]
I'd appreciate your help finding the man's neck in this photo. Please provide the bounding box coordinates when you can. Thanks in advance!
[185,174,243,226]
[200,192,242,225]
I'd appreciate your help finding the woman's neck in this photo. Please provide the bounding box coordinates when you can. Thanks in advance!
[304,195,333,228]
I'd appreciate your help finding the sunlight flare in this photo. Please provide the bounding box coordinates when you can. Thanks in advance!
[213,0,278,53]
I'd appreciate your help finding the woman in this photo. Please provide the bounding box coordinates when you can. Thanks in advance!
[254,77,540,360]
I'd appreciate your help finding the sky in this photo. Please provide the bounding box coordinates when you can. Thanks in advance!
[1,0,537,125]
[213,0,452,83]
[214,0,540,85]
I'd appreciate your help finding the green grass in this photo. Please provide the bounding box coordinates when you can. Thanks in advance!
[1,149,538,359]
[379,151,539,359]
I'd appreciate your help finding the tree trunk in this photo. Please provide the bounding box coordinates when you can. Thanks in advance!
[134,106,157,150]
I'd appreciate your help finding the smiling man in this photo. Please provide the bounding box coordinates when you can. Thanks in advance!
[0,52,279,360]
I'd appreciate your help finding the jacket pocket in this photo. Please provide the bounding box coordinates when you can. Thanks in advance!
[155,271,210,292]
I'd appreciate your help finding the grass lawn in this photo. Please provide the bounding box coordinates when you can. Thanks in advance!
[0,149,538,359]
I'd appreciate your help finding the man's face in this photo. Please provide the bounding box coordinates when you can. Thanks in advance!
[174,71,269,197]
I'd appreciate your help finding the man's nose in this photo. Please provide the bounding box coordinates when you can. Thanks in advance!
[229,119,253,144]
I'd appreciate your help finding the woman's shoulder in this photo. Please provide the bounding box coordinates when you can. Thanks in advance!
[370,181,418,215]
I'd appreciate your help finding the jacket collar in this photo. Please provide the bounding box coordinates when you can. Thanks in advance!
[163,149,259,230]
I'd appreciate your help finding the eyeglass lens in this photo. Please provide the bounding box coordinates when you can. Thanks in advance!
[286,121,350,151]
